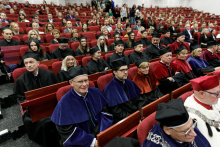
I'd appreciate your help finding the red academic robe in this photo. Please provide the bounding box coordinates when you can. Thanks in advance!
[169,41,190,53]
[201,49,220,67]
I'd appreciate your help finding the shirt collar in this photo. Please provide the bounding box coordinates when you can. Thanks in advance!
[74,88,88,99]
[207,49,213,55]
[160,60,170,66]
[193,95,213,110]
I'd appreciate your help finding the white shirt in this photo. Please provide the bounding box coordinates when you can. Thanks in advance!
[187,29,192,39]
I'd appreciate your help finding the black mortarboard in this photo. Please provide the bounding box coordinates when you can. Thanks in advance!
[191,45,201,51]
[133,40,143,47]
[89,46,99,55]
[174,45,187,54]
[113,32,120,37]
[79,36,87,41]
[57,37,69,43]
[207,41,217,48]
[156,98,189,128]
[127,31,133,36]
[141,30,147,34]
[114,40,124,46]
[104,136,139,147]
[177,32,185,38]
[111,58,127,69]
[28,38,39,45]
[67,65,88,80]
[96,33,103,39]
[159,47,172,55]
[22,52,39,61]
[135,59,149,67]
[164,30,170,34]
[152,33,161,38]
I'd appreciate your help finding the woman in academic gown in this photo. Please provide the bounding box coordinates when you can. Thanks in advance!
[200,28,209,48]
[133,59,163,106]
[86,46,110,75]
[209,29,216,42]
[187,45,218,77]
[57,55,78,82]
[124,31,135,49]
[75,36,90,56]
[173,46,197,80]
[97,35,109,53]
[109,33,122,51]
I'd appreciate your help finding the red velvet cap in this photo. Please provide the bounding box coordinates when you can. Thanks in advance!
[190,75,219,91]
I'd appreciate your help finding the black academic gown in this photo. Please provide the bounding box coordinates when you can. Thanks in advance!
[0,39,23,48]
[100,45,109,53]
[86,58,110,75]
[124,40,134,49]
[160,37,174,46]
[140,38,151,47]
[129,51,149,64]
[57,68,72,83]
[107,52,130,67]
[75,48,90,56]
[144,44,165,60]
[51,48,75,61]
[109,44,115,51]
[102,77,144,123]
[13,68,59,147]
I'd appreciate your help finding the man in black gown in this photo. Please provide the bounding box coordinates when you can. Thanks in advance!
[144,33,165,60]
[51,65,113,147]
[51,37,75,60]
[102,58,144,123]
[107,40,130,67]
[129,40,149,64]
[160,30,174,46]
[140,30,151,47]
[86,46,110,75]
[13,52,59,147]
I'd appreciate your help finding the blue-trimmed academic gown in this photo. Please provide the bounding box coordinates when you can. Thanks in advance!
[51,87,113,147]
[102,77,143,123]
[141,123,211,147]
[187,56,215,77]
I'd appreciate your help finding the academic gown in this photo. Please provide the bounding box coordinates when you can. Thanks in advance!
[132,71,163,105]
[104,137,139,147]
[140,38,151,46]
[86,58,110,75]
[173,58,197,80]
[0,39,23,48]
[144,44,165,60]
[201,49,220,67]
[99,45,109,53]
[124,40,134,49]
[102,77,144,123]
[56,66,76,82]
[160,37,174,46]
[75,48,90,56]
[51,87,113,147]
[51,48,75,61]
[129,51,149,64]
[154,62,189,95]
[187,56,215,77]
[141,123,211,147]
[13,68,59,147]
[107,52,130,68]
[109,44,115,51]
[170,41,190,53]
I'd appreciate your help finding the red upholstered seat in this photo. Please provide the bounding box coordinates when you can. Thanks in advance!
[107,39,114,47]
[82,32,96,41]
[121,31,126,36]
[91,40,97,47]
[76,26,82,32]
[52,60,79,76]
[17,22,27,27]
[135,36,142,41]
[110,31,115,38]
[179,91,193,102]
[20,45,46,56]
[97,73,114,91]
[48,44,70,53]
[56,81,95,102]
[88,26,100,32]
[82,56,103,67]
[137,112,157,146]
[104,53,114,61]
[197,32,201,44]
[45,34,54,43]
[128,66,138,80]
[23,35,44,43]
[122,38,128,43]
[71,42,80,51]
[133,30,138,36]
[124,49,134,56]
[13,64,48,82]
[149,61,159,72]
[0,36,21,41]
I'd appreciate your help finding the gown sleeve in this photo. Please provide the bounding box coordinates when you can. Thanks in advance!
[193,66,215,76]
[207,60,220,67]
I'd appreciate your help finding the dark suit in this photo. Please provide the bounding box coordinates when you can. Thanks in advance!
[182,29,197,45]
[45,19,56,22]
[198,28,204,32]
[66,15,76,20]
[209,35,216,42]
[168,26,177,37]
[132,25,141,30]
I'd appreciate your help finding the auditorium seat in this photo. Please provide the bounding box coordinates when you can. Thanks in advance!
[179,91,193,102]
[82,32,95,41]
[23,35,44,44]
[122,38,128,43]
[17,22,27,27]
[88,26,100,32]
[121,31,126,36]
[45,34,54,43]
[124,49,134,56]
[128,66,138,80]
[104,52,114,61]
[97,73,114,91]
[91,40,97,47]
[107,39,114,47]
[52,60,79,76]
[135,36,142,41]
[70,42,80,51]
[110,31,115,38]
[20,45,46,56]
[149,60,159,72]
[0,36,21,41]
[137,112,157,146]
[13,64,48,82]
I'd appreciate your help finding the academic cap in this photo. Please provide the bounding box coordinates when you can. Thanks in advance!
[141,30,147,34]
[113,32,120,37]
[152,33,161,38]
[190,75,219,91]
[104,136,139,147]
[207,41,217,48]
[164,30,170,34]
[22,52,39,61]
[133,40,143,47]
[127,31,133,36]
[89,46,99,55]
[159,47,172,55]
[177,32,185,38]
[174,45,187,54]
[111,58,127,69]
[135,59,149,67]
[79,36,87,41]
[156,98,190,128]
[67,65,88,80]
[57,37,69,43]
[114,40,124,46]
[96,33,103,39]
[191,45,201,51]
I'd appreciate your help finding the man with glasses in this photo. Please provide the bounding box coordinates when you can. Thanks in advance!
[51,37,75,60]
[184,75,220,147]
[64,21,73,33]
[101,19,112,32]
[102,58,144,123]
[142,98,211,147]
[51,65,113,147]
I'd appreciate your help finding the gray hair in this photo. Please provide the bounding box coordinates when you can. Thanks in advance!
[61,55,77,71]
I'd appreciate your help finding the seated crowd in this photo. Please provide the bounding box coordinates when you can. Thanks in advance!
[1,1,220,147]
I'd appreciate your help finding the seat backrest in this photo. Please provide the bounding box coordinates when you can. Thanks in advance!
[128,66,138,80]
[20,45,47,56]
[88,26,99,32]
[52,61,62,76]
[13,64,48,82]
[149,60,159,72]
[107,39,114,47]
[122,38,128,43]
[104,53,114,61]
[171,83,192,100]
[12,36,21,41]
[82,56,92,67]
[45,34,54,43]
[97,73,114,91]
[82,32,95,41]
[91,40,97,47]
[71,42,80,51]
[124,49,134,56]
[56,81,95,102]
[137,112,157,146]
[179,91,193,102]
[48,44,59,53]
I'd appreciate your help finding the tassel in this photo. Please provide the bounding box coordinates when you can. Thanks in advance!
[216,128,220,132]
[205,122,213,137]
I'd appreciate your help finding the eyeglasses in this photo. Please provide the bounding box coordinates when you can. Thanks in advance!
[171,120,197,136]
[72,79,89,84]
[204,91,220,98]
[118,68,129,73]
